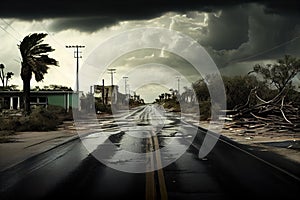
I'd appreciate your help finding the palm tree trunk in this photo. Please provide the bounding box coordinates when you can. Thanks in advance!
[0,68,4,87]
[23,78,31,114]
[21,64,32,115]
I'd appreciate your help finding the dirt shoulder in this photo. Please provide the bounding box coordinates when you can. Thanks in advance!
[180,113,300,164]
[198,120,300,164]
[0,121,84,171]
[0,113,114,172]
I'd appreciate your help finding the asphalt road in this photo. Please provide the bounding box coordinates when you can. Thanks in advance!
[0,105,299,200]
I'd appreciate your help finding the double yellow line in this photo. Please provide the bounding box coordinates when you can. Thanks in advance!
[145,133,168,200]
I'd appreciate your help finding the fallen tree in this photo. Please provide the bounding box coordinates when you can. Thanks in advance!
[227,55,300,133]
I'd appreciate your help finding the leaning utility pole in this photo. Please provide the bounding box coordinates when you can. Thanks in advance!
[66,45,85,92]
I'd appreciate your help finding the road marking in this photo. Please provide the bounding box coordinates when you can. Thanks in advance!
[145,133,168,200]
[146,138,156,200]
[153,136,168,200]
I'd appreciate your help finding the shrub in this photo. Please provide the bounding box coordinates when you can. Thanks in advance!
[199,101,211,120]
[95,102,112,114]
[0,106,70,132]
[163,100,180,112]
[47,105,73,121]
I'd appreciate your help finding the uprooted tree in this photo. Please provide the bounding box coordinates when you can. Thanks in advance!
[231,55,300,131]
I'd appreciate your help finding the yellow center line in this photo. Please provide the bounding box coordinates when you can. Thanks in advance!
[153,135,168,200]
[146,137,156,200]
[145,131,168,200]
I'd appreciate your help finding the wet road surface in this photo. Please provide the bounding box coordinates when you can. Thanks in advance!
[0,105,299,199]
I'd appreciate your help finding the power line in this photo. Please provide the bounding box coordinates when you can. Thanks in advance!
[0,18,23,38]
[226,35,300,65]
[37,22,82,88]
[39,23,74,76]
[0,25,19,42]
[39,22,69,51]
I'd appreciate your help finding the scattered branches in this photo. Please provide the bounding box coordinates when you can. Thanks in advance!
[225,55,300,133]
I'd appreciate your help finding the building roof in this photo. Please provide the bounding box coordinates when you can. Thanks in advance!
[0,90,76,95]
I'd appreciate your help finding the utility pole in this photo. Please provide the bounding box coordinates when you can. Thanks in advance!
[123,76,128,95]
[66,45,85,92]
[102,79,105,105]
[107,69,116,86]
[128,84,131,98]
[176,76,181,94]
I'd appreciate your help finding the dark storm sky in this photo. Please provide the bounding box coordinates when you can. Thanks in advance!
[0,0,299,91]
[1,0,299,65]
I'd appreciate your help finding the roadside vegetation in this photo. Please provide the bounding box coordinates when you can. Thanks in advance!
[0,105,73,142]
[0,33,65,142]
[0,105,73,132]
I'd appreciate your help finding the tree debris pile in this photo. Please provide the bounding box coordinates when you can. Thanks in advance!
[224,55,300,133]
[224,90,300,133]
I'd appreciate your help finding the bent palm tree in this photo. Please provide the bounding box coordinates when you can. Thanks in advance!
[19,33,58,114]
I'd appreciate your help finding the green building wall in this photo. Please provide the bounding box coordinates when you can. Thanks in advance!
[71,93,79,109]
[47,93,79,110]
[48,95,65,107]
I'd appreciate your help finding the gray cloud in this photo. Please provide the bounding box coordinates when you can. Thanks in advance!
[198,3,300,68]
[201,5,249,50]
[49,17,119,32]
[109,49,199,82]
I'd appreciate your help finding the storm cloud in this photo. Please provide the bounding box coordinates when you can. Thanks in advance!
[0,0,299,31]
[44,1,300,67]
[202,3,300,67]
[48,17,119,32]
[0,0,299,92]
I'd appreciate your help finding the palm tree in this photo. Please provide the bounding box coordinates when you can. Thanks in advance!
[5,72,14,87]
[19,33,59,114]
[0,64,5,87]
[0,64,14,88]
